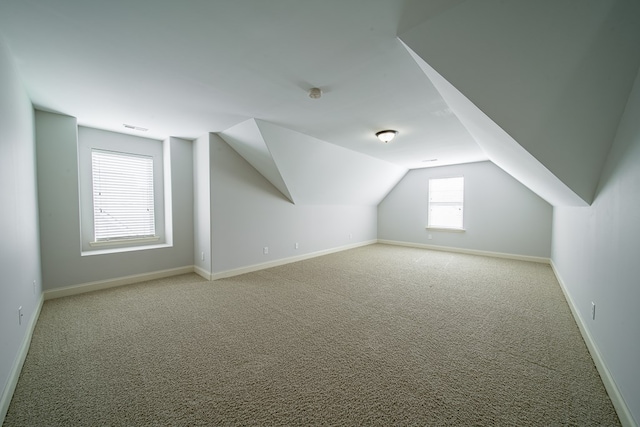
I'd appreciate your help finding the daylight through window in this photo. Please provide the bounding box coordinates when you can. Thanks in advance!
[92,150,156,241]
[428,176,464,230]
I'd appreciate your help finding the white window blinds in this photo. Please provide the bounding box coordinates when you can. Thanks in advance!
[92,150,156,241]
[428,176,464,229]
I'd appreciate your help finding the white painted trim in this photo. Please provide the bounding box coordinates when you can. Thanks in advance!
[425,227,466,233]
[89,235,160,248]
[193,265,212,281]
[550,261,637,427]
[81,242,171,257]
[1,294,44,425]
[377,239,550,264]
[43,265,195,300]
[211,240,377,280]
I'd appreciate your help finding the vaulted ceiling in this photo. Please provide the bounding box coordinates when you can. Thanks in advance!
[1,0,639,206]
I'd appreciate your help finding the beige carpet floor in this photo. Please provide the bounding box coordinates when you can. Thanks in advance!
[4,244,620,426]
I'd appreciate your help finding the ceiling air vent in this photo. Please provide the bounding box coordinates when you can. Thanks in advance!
[123,124,148,132]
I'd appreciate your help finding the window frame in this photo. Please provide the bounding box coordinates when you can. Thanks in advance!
[78,127,167,254]
[427,176,465,231]
[91,149,157,244]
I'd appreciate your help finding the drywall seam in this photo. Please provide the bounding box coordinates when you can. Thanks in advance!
[43,266,195,300]
[378,239,550,264]
[211,240,377,280]
[550,261,637,427]
[0,294,44,425]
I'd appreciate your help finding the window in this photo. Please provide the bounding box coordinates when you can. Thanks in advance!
[78,126,167,254]
[428,176,464,230]
[92,150,156,241]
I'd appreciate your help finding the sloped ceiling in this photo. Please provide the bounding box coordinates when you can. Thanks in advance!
[220,119,407,206]
[399,0,640,204]
[218,119,294,204]
[1,1,639,207]
[402,42,586,207]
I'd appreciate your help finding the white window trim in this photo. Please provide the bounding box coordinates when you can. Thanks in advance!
[427,176,465,231]
[81,242,172,257]
[89,236,160,248]
[426,227,466,232]
[78,127,168,255]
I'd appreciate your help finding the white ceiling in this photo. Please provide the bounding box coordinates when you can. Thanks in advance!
[0,0,486,171]
[2,0,639,207]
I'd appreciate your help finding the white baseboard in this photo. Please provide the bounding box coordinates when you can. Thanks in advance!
[193,265,212,281]
[0,294,44,426]
[211,240,377,280]
[43,265,196,300]
[550,261,636,427]
[41,240,380,297]
[377,239,550,264]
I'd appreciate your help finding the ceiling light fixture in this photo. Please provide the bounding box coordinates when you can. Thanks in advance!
[308,87,322,99]
[376,130,398,143]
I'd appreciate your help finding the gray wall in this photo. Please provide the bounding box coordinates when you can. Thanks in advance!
[0,39,42,417]
[209,134,377,274]
[378,161,552,258]
[35,111,194,290]
[552,66,640,425]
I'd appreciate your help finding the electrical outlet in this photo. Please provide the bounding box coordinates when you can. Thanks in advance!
[349,233,353,239]
[201,251,204,261]
[263,246,269,255]
[18,306,23,325]
[591,302,596,320]
[428,234,432,240]
[295,242,299,249]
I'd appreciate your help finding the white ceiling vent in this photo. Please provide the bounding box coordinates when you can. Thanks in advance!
[123,124,148,132]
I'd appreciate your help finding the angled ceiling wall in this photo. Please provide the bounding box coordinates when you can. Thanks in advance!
[399,0,640,205]
[218,119,294,203]
[219,119,407,206]
[401,41,585,207]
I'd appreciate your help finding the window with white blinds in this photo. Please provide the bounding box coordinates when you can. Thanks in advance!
[92,150,156,241]
[428,176,464,230]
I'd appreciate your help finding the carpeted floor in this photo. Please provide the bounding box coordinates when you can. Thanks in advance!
[4,244,620,426]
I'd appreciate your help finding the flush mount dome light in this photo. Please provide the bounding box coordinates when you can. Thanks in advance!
[376,130,398,143]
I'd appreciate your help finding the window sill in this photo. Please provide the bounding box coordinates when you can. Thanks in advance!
[426,227,466,233]
[89,236,160,248]
[82,241,171,257]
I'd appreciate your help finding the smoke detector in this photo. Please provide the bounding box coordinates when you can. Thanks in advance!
[308,87,322,99]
